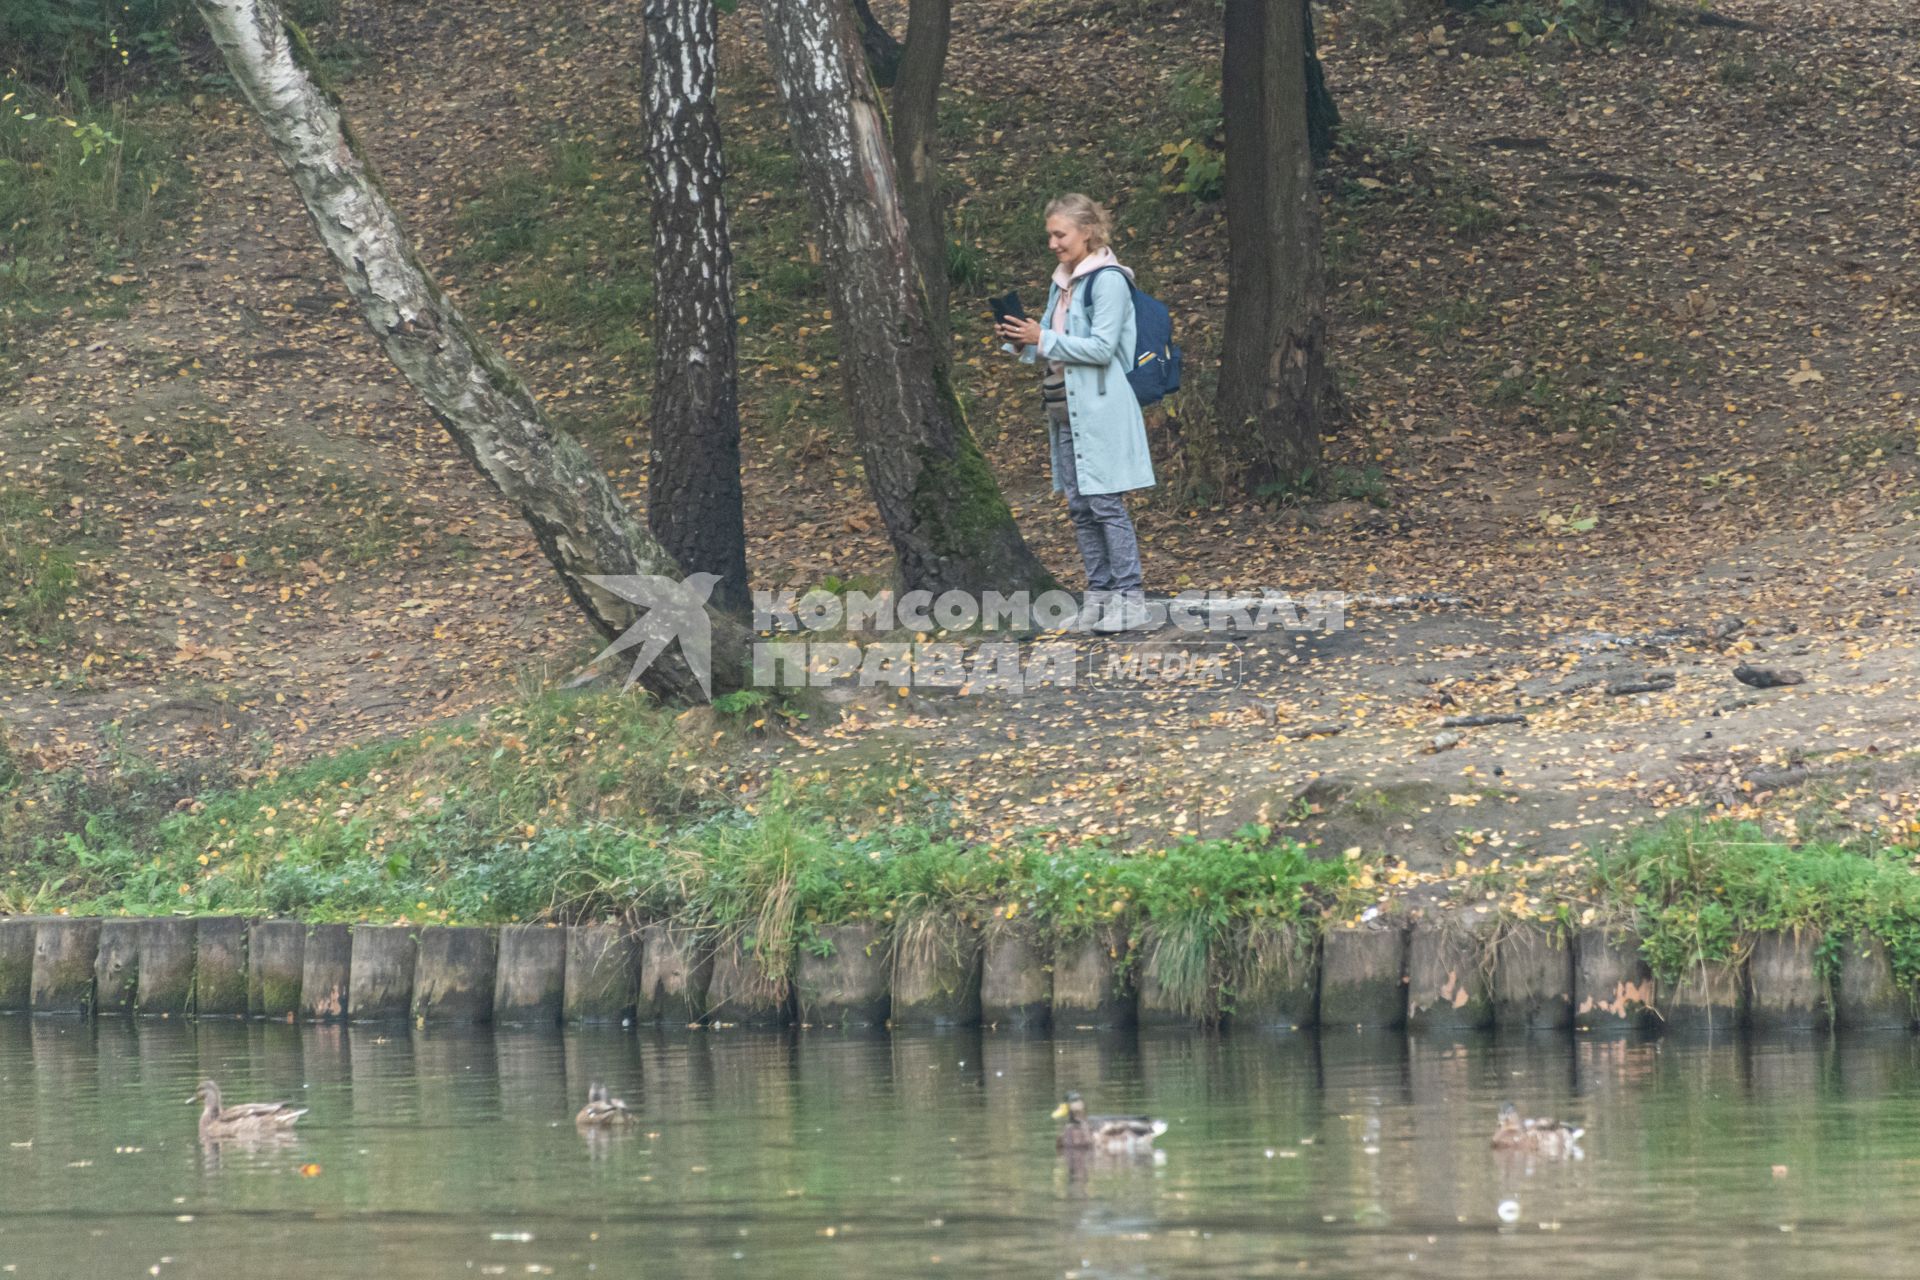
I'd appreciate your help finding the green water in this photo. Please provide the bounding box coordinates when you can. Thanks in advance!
[3,1020,1920,1277]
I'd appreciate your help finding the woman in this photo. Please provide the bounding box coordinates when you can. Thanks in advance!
[996,194,1156,633]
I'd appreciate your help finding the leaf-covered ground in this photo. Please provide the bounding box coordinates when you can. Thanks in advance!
[1,0,1915,911]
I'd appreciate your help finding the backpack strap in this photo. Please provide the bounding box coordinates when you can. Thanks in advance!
[1074,265,1122,395]
[1074,264,1119,322]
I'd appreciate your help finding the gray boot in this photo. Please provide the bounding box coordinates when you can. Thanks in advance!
[1071,590,1113,631]
[1094,591,1153,633]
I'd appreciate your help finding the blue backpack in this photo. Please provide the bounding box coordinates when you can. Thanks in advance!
[1076,265,1182,407]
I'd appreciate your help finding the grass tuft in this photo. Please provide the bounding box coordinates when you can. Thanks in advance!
[1592,818,1920,986]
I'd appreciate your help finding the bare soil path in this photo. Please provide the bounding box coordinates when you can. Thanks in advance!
[1,0,1913,876]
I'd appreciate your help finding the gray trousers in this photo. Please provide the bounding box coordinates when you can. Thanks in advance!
[1047,403,1143,595]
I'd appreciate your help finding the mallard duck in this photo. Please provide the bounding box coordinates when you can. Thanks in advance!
[1490,1102,1583,1158]
[574,1082,634,1129]
[1053,1091,1167,1152]
[189,1079,306,1141]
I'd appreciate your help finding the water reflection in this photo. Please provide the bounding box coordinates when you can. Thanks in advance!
[5,1018,1920,1277]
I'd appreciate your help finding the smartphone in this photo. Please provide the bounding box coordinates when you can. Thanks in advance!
[989,291,1026,325]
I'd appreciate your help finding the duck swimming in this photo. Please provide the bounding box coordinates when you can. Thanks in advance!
[575,1082,634,1129]
[1490,1102,1583,1158]
[1053,1091,1167,1153]
[189,1079,307,1141]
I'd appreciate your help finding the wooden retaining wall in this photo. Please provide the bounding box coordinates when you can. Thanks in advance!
[0,914,1910,1035]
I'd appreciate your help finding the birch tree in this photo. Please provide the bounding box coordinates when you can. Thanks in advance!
[644,0,750,615]
[759,0,1052,596]
[193,0,745,701]
[1216,0,1329,492]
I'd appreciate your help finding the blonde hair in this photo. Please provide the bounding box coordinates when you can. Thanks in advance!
[1045,193,1113,252]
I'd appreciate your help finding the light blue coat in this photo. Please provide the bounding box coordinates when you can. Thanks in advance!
[1020,268,1156,497]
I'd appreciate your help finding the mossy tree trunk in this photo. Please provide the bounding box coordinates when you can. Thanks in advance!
[1216,0,1328,494]
[643,0,750,615]
[760,0,1053,595]
[193,0,747,701]
[890,0,953,360]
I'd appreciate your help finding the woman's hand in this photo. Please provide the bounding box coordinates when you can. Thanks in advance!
[996,316,1041,349]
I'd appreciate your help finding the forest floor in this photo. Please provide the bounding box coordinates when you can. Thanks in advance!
[1,0,1916,903]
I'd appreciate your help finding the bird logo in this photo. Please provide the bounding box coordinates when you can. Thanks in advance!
[584,572,722,699]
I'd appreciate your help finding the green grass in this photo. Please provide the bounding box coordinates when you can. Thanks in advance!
[1,684,1365,1009]
[1592,818,1920,987]
[1,0,197,98]
[0,68,191,389]
[0,470,108,649]
[449,96,846,450]
[1,80,185,366]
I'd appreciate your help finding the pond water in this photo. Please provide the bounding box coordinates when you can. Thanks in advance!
[3,1019,1920,1278]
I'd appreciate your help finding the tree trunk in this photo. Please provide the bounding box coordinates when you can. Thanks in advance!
[850,0,905,86]
[643,0,750,616]
[890,0,953,361]
[760,0,1053,596]
[194,0,745,701]
[1216,0,1328,494]
[1303,0,1339,165]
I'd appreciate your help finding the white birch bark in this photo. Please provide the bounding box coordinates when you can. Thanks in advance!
[193,0,744,701]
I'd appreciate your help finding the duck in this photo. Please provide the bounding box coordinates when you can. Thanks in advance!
[189,1079,307,1141]
[1490,1102,1583,1158]
[1053,1091,1167,1153]
[575,1082,634,1129]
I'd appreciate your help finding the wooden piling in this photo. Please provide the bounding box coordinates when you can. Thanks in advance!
[1572,927,1655,1032]
[494,924,566,1025]
[1490,922,1573,1031]
[31,918,100,1015]
[347,925,417,1021]
[412,927,498,1023]
[1051,926,1134,1029]
[1406,917,1493,1033]
[1746,930,1827,1033]
[980,918,1051,1030]
[1320,923,1409,1030]
[795,922,890,1028]
[890,915,981,1028]
[247,920,305,1020]
[638,922,711,1024]
[192,918,249,1018]
[135,919,197,1016]
[93,919,142,1015]
[563,923,638,1024]
[299,923,352,1021]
